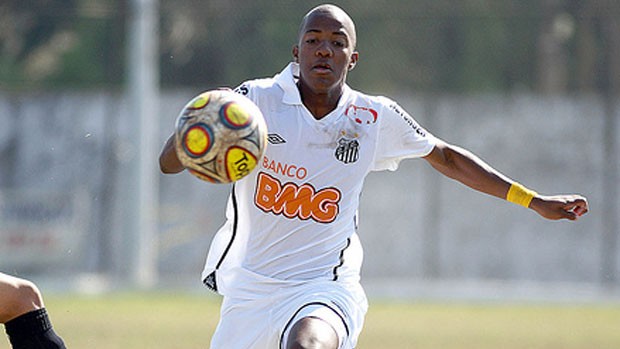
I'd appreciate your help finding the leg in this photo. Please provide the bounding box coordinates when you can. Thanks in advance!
[286,316,339,349]
[0,273,67,349]
[281,303,350,349]
[0,272,44,323]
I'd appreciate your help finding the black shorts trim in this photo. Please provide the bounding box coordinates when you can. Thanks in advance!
[216,183,239,269]
[278,301,349,349]
[202,184,239,293]
[332,237,351,281]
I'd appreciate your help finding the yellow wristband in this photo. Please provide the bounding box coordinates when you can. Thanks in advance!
[506,182,537,208]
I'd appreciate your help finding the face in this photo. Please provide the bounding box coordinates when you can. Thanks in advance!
[293,7,359,96]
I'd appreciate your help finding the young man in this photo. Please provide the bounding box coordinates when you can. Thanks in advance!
[0,272,67,349]
[160,4,588,349]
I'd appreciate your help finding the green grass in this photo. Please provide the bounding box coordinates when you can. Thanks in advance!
[359,301,620,349]
[2,293,619,349]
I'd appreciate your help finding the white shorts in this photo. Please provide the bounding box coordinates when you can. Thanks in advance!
[209,280,367,349]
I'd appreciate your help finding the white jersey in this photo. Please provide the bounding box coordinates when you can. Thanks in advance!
[202,63,436,298]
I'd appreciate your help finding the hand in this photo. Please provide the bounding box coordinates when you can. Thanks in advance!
[529,194,589,221]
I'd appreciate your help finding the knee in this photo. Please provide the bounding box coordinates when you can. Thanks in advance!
[12,279,43,308]
[0,278,44,323]
[286,317,338,349]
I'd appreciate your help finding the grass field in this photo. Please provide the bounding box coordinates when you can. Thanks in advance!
[2,292,619,349]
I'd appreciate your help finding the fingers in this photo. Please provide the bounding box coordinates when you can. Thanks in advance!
[534,194,589,221]
[566,196,588,216]
[560,196,589,220]
[563,211,578,221]
[572,204,588,217]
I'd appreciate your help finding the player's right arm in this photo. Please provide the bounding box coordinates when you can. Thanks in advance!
[159,133,185,174]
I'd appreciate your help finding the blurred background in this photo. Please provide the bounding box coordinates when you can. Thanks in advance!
[0,0,618,302]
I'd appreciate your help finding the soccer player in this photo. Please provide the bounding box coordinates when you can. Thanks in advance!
[159,4,588,349]
[0,272,67,349]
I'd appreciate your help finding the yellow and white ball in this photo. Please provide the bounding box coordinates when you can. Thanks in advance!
[175,89,267,183]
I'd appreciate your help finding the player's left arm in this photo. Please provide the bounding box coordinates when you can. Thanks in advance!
[423,139,588,221]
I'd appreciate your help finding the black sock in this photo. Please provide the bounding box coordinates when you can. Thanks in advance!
[4,308,67,349]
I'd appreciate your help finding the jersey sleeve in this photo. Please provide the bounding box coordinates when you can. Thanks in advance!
[233,82,255,102]
[372,98,437,171]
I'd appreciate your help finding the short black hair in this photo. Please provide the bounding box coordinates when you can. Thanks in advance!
[297,4,357,49]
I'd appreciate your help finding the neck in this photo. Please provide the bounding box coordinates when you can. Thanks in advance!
[297,82,343,120]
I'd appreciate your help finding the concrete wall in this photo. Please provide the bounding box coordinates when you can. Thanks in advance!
[359,94,618,299]
[0,90,618,298]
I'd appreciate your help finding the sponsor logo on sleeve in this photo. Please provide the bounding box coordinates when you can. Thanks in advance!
[234,84,249,96]
[389,103,427,137]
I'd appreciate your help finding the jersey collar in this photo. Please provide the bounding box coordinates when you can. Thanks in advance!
[276,62,352,110]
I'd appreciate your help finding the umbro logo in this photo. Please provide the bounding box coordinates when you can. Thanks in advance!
[268,133,286,144]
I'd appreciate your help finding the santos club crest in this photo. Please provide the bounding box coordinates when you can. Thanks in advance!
[335,138,359,164]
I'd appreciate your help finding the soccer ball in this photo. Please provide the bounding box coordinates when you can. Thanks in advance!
[174,89,267,183]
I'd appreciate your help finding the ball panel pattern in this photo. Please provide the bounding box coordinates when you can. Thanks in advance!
[174,90,267,184]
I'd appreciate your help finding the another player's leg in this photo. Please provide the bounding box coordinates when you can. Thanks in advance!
[0,272,67,349]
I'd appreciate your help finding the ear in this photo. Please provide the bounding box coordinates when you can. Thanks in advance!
[348,51,359,71]
[292,45,299,63]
